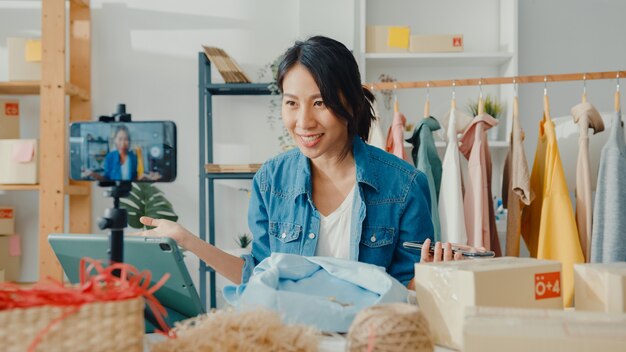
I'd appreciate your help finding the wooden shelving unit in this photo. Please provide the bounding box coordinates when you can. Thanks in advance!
[0,0,92,281]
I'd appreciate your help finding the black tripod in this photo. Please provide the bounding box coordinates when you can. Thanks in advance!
[97,103,132,266]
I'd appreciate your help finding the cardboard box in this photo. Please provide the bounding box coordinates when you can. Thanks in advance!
[414,257,563,350]
[8,38,42,81]
[8,37,42,81]
[0,100,20,139]
[0,235,21,282]
[410,34,464,53]
[463,306,626,352]
[0,207,15,235]
[366,26,410,53]
[0,139,38,184]
[575,262,626,313]
[0,268,4,283]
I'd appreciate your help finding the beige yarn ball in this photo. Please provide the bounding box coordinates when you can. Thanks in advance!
[347,303,434,352]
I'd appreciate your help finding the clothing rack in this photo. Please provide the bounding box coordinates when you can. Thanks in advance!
[366,70,624,90]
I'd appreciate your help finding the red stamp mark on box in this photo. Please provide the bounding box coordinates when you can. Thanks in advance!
[453,37,463,47]
[535,271,561,300]
[0,208,14,219]
[4,102,19,117]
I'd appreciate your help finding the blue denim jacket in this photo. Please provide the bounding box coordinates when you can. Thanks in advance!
[241,136,434,285]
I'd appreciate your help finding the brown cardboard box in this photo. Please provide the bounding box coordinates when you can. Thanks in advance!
[0,207,15,235]
[0,100,20,140]
[8,37,41,81]
[366,26,410,53]
[0,139,38,184]
[0,236,21,282]
[409,34,464,53]
[414,257,563,350]
[0,268,4,282]
[575,262,626,313]
[463,306,626,352]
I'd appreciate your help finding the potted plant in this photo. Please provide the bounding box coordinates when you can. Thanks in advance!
[119,183,178,229]
[230,232,253,257]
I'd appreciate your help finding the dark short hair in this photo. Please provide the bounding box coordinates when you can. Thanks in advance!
[276,36,375,148]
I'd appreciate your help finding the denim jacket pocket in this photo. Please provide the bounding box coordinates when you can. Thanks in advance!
[269,221,302,254]
[360,226,395,248]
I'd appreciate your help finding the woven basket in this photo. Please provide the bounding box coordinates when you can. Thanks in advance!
[0,296,145,352]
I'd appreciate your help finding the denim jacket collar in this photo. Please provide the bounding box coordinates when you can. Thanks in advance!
[292,136,380,201]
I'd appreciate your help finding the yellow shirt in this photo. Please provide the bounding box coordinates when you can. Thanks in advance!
[521,117,584,307]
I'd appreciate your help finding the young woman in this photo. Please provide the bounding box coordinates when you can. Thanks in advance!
[138,36,457,288]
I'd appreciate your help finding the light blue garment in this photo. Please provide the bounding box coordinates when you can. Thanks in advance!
[591,111,626,262]
[224,253,409,332]
[242,136,434,285]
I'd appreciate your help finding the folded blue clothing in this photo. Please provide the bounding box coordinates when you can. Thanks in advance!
[223,253,409,332]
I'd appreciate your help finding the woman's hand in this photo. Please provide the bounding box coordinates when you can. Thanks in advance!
[135,216,192,248]
[419,238,463,263]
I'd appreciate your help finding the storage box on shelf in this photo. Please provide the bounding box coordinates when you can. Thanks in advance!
[0,0,92,281]
[198,52,273,308]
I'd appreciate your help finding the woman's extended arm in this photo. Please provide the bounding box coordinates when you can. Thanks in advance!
[136,217,244,284]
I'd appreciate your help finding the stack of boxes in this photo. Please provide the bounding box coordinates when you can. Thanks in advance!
[0,206,20,282]
[1,38,40,184]
[366,25,463,53]
[413,258,626,351]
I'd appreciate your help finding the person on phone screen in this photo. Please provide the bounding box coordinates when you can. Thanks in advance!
[86,125,161,181]
[136,36,459,290]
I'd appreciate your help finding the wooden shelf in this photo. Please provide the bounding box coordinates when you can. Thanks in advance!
[0,81,90,101]
[0,184,89,195]
[205,163,262,174]
[364,52,514,67]
[0,184,39,191]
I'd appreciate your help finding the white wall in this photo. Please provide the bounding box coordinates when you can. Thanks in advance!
[518,0,626,168]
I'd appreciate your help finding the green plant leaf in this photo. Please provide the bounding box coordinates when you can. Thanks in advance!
[120,183,178,229]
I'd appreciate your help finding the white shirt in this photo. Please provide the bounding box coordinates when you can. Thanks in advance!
[315,185,356,259]
[120,154,132,180]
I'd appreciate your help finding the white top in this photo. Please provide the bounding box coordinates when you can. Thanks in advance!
[315,185,356,259]
[438,107,468,245]
[121,154,132,180]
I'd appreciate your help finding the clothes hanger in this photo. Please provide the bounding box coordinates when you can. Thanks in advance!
[543,76,552,121]
[394,83,399,113]
[450,80,457,110]
[615,72,621,113]
[582,73,588,103]
[478,78,485,115]
[423,82,430,119]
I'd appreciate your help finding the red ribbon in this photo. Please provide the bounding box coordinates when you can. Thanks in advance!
[0,257,173,351]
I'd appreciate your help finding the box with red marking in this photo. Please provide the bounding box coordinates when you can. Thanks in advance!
[414,257,563,350]
[0,100,20,140]
[0,206,15,235]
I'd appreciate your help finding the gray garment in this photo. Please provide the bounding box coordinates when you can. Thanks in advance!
[591,111,626,263]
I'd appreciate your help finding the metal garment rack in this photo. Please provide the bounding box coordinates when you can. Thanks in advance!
[198,52,273,309]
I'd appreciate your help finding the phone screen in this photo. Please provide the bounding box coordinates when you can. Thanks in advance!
[69,121,176,182]
[403,241,496,258]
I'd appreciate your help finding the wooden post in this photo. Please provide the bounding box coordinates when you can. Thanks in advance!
[39,0,66,280]
[69,0,92,234]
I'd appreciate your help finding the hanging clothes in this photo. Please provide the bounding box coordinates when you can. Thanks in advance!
[367,101,386,150]
[439,108,471,245]
[406,116,443,241]
[591,111,626,263]
[501,101,532,257]
[459,113,502,256]
[521,117,584,307]
[571,102,605,262]
[385,106,407,160]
